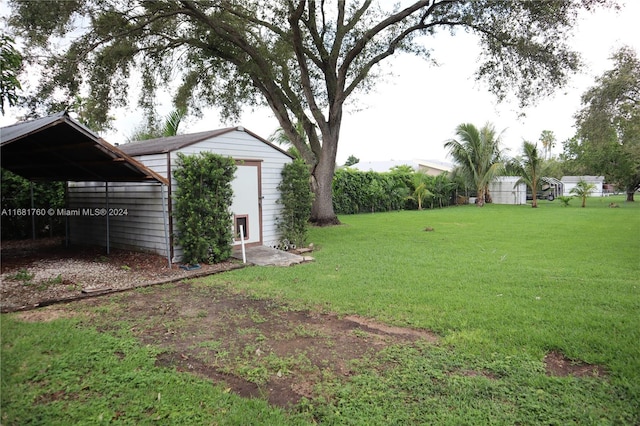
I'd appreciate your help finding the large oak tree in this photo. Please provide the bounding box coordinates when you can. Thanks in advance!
[8,0,614,223]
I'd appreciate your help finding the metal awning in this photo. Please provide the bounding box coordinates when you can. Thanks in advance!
[0,111,168,184]
[1,111,171,266]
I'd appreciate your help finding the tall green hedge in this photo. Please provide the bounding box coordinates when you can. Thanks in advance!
[172,152,236,265]
[332,167,456,215]
[332,168,411,214]
[277,159,314,249]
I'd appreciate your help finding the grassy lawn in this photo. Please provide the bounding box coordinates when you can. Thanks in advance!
[2,195,639,424]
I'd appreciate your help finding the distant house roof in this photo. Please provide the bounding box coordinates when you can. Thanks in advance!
[0,111,168,184]
[415,159,453,175]
[349,159,417,172]
[120,126,293,158]
[561,176,605,183]
[349,159,452,174]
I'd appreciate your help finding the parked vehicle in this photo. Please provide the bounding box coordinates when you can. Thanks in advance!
[526,187,555,201]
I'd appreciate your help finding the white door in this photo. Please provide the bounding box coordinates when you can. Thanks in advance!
[230,162,262,245]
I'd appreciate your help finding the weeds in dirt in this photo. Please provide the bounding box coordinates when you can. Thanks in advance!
[10,268,34,285]
[195,339,223,351]
[248,308,267,324]
[43,274,63,285]
[351,329,370,339]
[66,282,82,291]
[9,269,64,291]
[288,324,324,338]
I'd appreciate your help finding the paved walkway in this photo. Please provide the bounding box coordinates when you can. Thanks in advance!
[232,245,313,266]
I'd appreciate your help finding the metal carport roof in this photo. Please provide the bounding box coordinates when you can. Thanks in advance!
[0,111,168,184]
[1,111,171,265]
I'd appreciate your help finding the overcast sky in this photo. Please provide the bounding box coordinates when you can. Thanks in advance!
[2,2,639,166]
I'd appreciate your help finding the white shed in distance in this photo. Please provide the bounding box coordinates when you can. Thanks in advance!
[488,176,527,205]
[561,176,605,197]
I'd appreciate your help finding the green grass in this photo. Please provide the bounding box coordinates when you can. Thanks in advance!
[0,317,304,425]
[2,195,639,424]
[205,195,640,423]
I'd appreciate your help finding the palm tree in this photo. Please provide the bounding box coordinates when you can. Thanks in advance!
[161,106,187,137]
[269,122,310,160]
[570,179,597,207]
[539,130,556,160]
[431,173,456,208]
[515,141,543,208]
[409,172,433,210]
[444,123,504,207]
[127,107,187,142]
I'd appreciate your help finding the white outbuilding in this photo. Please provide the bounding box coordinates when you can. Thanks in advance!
[561,176,605,197]
[67,127,293,263]
[488,176,527,205]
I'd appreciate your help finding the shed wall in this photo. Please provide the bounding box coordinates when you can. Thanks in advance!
[68,129,291,262]
[488,177,527,205]
[561,176,605,197]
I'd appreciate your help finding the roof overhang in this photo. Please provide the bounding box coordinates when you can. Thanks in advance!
[0,111,168,184]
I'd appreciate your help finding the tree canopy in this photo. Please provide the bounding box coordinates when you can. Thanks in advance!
[7,0,616,222]
[0,35,22,115]
[573,46,640,201]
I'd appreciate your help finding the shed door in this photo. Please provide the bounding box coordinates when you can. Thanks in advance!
[231,162,262,246]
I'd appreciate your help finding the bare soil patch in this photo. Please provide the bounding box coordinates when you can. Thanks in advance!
[544,350,607,378]
[23,281,439,408]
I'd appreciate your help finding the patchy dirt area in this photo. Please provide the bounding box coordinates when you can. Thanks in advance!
[4,238,607,409]
[14,281,440,408]
[544,350,608,378]
[0,237,242,312]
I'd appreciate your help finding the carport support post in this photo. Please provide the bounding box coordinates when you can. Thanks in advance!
[105,181,110,255]
[161,183,171,268]
[30,182,36,240]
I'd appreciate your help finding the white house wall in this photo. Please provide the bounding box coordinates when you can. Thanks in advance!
[67,129,291,261]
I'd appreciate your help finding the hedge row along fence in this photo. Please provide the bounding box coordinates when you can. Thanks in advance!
[332,167,460,215]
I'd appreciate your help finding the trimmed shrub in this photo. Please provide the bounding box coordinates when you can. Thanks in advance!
[277,159,314,249]
[172,152,236,265]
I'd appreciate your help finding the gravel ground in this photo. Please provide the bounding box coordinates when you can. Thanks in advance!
[0,237,241,312]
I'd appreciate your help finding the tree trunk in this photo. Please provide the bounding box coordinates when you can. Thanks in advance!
[626,191,635,202]
[531,182,538,208]
[476,187,485,207]
[485,186,492,204]
[309,133,340,225]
